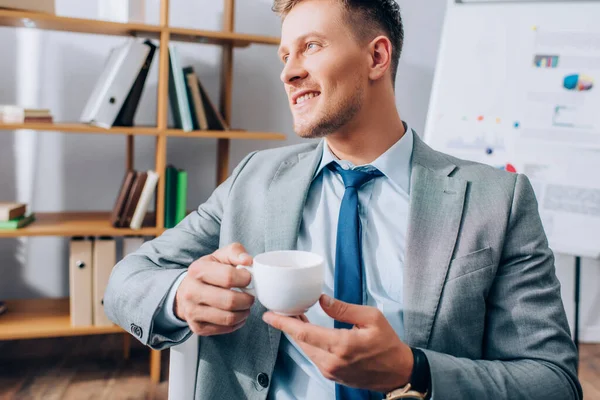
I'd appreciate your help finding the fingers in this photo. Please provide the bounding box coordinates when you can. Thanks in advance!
[319,295,378,327]
[191,259,252,289]
[188,319,247,336]
[199,284,255,311]
[209,242,253,267]
[187,305,251,327]
[263,311,337,351]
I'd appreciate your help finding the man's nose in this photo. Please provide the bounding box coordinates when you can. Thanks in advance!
[280,55,308,84]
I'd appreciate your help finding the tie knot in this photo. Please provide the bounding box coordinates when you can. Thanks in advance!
[328,162,382,189]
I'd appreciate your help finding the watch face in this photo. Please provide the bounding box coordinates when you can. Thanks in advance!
[386,386,427,400]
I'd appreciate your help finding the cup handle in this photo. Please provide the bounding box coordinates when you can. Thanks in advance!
[236,265,256,296]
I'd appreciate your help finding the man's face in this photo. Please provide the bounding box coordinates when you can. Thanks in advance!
[278,0,367,138]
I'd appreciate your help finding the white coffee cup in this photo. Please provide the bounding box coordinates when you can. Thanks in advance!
[236,250,324,316]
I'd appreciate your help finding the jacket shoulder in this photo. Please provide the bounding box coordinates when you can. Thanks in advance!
[250,141,319,163]
[441,151,517,187]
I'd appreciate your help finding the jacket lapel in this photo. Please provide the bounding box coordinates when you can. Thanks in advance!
[403,134,467,348]
[262,141,324,359]
[265,141,324,252]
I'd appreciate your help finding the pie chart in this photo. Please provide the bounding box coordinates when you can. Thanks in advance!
[563,74,594,91]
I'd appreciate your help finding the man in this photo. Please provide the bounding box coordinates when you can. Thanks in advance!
[104,0,582,399]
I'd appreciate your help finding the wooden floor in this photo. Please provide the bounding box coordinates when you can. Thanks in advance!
[0,337,598,399]
[581,343,600,399]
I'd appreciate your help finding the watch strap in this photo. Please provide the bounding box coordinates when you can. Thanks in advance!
[409,347,431,396]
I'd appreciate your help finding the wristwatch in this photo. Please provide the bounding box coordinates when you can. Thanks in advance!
[385,347,431,400]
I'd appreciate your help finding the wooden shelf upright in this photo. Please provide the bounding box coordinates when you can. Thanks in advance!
[0,0,283,384]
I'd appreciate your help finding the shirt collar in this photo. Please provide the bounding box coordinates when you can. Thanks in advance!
[313,121,414,194]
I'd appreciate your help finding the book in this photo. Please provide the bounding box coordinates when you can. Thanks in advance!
[113,39,157,127]
[69,237,94,327]
[0,106,53,123]
[197,76,229,131]
[80,38,152,129]
[0,0,55,14]
[23,116,53,123]
[110,170,137,227]
[175,169,188,224]
[183,67,208,130]
[0,213,35,229]
[92,237,116,326]
[164,165,178,228]
[119,171,148,228]
[130,170,159,230]
[168,45,194,132]
[0,202,26,221]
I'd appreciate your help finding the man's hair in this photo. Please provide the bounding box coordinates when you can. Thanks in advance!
[272,0,404,85]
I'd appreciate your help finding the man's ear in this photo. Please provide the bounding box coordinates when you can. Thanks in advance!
[368,35,392,82]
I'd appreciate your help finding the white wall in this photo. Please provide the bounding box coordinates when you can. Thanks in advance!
[0,0,597,342]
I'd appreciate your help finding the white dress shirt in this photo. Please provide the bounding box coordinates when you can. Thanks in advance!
[268,124,414,399]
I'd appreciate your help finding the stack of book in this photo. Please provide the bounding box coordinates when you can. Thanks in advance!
[168,45,229,132]
[164,165,188,229]
[0,202,35,229]
[110,170,159,230]
[80,39,228,132]
[0,106,53,124]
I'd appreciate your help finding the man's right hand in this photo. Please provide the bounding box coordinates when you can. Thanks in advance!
[174,243,255,336]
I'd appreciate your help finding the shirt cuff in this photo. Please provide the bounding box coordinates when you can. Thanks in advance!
[154,271,189,330]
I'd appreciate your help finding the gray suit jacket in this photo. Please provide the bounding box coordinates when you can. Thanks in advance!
[104,131,582,399]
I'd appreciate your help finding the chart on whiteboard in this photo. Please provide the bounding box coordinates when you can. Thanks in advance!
[519,28,600,148]
[425,13,600,255]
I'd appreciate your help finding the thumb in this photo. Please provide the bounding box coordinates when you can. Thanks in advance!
[320,294,373,326]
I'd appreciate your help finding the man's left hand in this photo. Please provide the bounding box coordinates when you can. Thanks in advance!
[262,294,414,393]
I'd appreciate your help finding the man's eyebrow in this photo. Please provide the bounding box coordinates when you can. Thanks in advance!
[278,32,328,57]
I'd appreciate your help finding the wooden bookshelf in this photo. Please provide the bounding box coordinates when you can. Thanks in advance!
[0,212,162,238]
[0,9,280,47]
[0,298,124,340]
[0,9,162,38]
[0,0,284,384]
[0,123,287,141]
[169,26,280,47]
[0,122,159,136]
[165,129,286,140]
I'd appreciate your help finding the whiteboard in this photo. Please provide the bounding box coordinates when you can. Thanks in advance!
[423,0,600,258]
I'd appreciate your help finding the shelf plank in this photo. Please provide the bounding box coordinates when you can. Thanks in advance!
[0,298,124,340]
[0,124,286,141]
[0,9,162,38]
[164,129,286,140]
[0,212,161,238]
[169,26,280,47]
[0,122,159,135]
[0,10,279,47]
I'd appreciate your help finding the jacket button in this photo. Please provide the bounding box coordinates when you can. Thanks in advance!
[130,323,143,338]
[257,372,269,388]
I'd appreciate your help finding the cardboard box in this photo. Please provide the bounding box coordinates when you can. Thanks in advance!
[0,0,55,14]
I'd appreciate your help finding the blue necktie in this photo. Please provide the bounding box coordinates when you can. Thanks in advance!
[328,163,382,400]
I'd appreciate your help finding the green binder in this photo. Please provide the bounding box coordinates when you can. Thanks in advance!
[164,165,178,228]
[175,169,188,224]
[0,213,35,229]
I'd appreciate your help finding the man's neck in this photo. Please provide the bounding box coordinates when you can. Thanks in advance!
[326,97,406,166]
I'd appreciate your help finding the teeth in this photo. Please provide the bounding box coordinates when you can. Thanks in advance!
[296,92,320,104]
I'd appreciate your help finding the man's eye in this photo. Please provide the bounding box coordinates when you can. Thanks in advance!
[283,55,289,63]
[307,43,318,50]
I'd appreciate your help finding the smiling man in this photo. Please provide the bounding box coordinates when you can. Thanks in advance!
[104,0,582,399]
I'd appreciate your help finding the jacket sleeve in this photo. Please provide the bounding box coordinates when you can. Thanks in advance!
[103,152,257,350]
[422,173,582,400]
